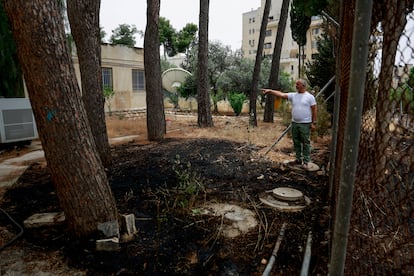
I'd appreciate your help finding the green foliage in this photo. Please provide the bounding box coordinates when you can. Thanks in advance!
[159,17,177,57]
[314,93,331,136]
[103,85,115,115]
[305,33,335,87]
[0,4,24,98]
[211,89,225,109]
[159,17,197,58]
[163,90,179,109]
[305,33,336,112]
[292,0,328,17]
[390,68,414,114]
[100,27,106,43]
[110,24,139,47]
[175,23,198,53]
[177,74,197,99]
[228,92,247,116]
[290,2,311,47]
[172,155,205,209]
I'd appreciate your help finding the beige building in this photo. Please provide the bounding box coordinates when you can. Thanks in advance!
[242,0,323,79]
[72,44,146,112]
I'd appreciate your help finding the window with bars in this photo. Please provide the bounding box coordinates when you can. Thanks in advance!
[102,67,113,89]
[132,69,145,91]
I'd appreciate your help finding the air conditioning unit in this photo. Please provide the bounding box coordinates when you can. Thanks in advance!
[0,98,38,144]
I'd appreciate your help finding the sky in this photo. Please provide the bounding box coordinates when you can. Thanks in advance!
[100,0,261,50]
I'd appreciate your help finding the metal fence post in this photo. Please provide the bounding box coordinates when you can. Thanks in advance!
[329,0,373,275]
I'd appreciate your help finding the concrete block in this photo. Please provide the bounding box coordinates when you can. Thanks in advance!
[96,237,120,251]
[23,212,65,228]
[120,214,137,242]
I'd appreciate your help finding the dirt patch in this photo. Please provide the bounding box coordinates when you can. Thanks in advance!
[0,114,331,275]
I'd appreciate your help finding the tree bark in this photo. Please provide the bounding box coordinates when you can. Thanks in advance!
[197,0,213,127]
[3,0,119,238]
[250,0,271,127]
[67,0,112,168]
[264,0,290,122]
[145,0,166,140]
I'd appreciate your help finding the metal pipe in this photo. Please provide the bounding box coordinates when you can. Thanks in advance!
[264,124,291,156]
[315,76,335,99]
[262,222,287,276]
[300,231,313,276]
[329,0,373,275]
[321,10,340,28]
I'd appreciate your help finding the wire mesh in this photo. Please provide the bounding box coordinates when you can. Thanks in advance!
[335,3,414,274]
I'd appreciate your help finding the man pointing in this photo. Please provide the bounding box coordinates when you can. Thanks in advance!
[262,79,317,169]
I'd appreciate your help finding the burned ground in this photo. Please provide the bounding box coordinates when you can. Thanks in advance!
[0,116,331,275]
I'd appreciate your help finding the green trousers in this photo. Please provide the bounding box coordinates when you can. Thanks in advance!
[291,122,311,163]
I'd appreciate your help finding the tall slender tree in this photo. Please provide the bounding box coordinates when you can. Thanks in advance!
[264,0,290,122]
[249,0,271,127]
[67,0,112,168]
[290,0,311,78]
[3,0,119,238]
[145,0,166,140]
[197,0,213,127]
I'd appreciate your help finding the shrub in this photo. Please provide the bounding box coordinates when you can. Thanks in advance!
[228,92,247,116]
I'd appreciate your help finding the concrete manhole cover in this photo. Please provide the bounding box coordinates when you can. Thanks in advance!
[282,160,320,172]
[259,187,311,212]
[272,187,303,201]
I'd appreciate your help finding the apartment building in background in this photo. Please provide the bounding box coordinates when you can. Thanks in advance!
[242,0,323,78]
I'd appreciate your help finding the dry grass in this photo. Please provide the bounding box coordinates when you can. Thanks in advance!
[106,113,296,162]
[106,116,147,138]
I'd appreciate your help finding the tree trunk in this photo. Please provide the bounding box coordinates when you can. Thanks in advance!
[3,0,119,238]
[264,0,290,122]
[250,0,271,127]
[67,0,112,168]
[145,0,166,141]
[197,0,213,127]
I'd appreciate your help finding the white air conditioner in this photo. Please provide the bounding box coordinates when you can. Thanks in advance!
[0,98,38,144]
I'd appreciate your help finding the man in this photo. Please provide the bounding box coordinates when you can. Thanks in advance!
[262,79,317,169]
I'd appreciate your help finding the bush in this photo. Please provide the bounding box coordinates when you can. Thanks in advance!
[228,92,247,116]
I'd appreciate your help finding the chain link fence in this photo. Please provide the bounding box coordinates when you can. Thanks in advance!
[330,2,414,274]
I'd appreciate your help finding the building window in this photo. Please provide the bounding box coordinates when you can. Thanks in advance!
[264,42,272,49]
[102,67,113,89]
[132,69,145,91]
[312,28,320,35]
[266,29,272,36]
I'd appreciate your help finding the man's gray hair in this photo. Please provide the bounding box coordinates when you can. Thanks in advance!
[298,79,307,87]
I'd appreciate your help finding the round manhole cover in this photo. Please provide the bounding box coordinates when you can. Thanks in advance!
[272,187,303,201]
